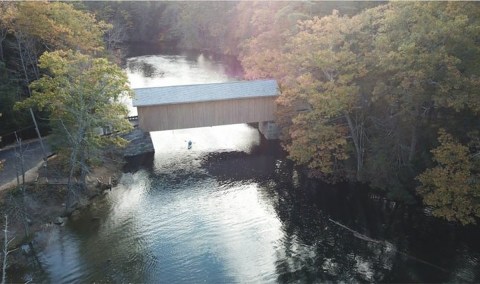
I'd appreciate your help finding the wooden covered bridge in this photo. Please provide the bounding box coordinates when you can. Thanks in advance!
[132,80,280,139]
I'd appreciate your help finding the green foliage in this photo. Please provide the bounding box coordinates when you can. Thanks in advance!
[417,130,480,225]
[240,1,480,214]
[244,10,375,181]
[287,114,349,182]
[15,50,132,179]
[0,1,111,146]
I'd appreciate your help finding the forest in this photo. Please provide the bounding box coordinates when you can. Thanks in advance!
[0,1,479,225]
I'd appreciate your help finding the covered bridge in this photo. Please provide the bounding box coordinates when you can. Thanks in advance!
[132,80,279,137]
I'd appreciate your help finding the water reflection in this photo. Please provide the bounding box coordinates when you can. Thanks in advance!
[125,54,234,89]
[261,174,480,283]
[127,59,164,78]
[29,51,480,283]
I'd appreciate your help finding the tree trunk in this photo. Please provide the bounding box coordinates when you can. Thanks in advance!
[24,38,39,80]
[79,142,88,188]
[16,39,31,96]
[408,123,417,163]
[344,111,363,179]
[408,106,420,163]
[66,121,87,212]
[0,26,7,61]
[0,42,4,62]
[2,215,9,284]
[67,140,80,190]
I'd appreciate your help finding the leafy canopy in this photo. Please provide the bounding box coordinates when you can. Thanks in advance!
[15,50,132,167]
[8,1,109,53]
[417,130,480,225]
[241,2,480,214]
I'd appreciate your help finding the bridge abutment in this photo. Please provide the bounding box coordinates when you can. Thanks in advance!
[258,121,280,140]
[123,128,155,158]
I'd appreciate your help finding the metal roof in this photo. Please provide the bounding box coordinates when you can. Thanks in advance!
[133,80,278,107]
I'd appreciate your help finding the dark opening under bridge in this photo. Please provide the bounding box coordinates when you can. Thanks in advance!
[132,80,280,139]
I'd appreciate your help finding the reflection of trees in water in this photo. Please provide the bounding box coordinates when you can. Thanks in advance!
[56,140,480,282]
[201,144,480,282]
[201,141,286,183]
[262,164,480,282]
[127,59,164,78]
[64,188,153,282]
[197,140,480,282]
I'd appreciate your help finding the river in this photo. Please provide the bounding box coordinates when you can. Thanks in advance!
[21,48,480,283]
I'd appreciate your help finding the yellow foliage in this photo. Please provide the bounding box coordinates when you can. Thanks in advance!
[6,1,109,53]
[417,129,480,225]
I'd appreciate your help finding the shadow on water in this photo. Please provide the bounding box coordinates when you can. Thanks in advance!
[123,153,154,173]
[262,171,480,282]
[202,138,480,282]
[201,140,286,183]
[20,48,480,283]
[25,133,480,283]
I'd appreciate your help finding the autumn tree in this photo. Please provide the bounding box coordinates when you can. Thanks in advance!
[243,10,380,182]
[0,1,112,146]
[81,1,135,52]
[15,50,132,190]
[8,1,108,54]
[417,130,480,225]
[241,2,480,209]
[367,2,480,200]
[4,1,109,88]
[0,2,14,61]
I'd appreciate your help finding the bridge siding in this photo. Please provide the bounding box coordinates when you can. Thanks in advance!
[138,96,276,132]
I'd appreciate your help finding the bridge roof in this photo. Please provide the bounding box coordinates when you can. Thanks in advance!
[133,79,278,107]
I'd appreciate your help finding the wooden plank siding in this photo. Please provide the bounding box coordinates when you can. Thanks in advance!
[138,96,277,132]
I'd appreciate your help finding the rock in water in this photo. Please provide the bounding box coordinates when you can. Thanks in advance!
[54,217,65,225]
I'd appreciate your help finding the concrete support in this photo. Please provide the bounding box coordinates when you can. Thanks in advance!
[123,128,155,157]
[258,121,280,140]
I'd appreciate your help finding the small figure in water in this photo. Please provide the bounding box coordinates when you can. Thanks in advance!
[187,140,192,149]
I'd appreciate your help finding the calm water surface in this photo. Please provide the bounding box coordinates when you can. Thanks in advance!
[24,50,480,283]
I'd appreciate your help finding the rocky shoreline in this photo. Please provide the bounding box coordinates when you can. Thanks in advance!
[0,147,130,282]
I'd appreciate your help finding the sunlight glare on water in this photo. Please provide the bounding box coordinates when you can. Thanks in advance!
[107,53,283,282]
[151,124,260,154]
[90,122,284,282]
[27,51,480,284]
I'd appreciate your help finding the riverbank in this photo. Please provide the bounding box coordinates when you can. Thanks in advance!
[0,150,124,281]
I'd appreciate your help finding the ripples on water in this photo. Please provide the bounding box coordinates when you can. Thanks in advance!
[37,124,289,283]
[126,53,234,88]
[23,53,480,283]
[34,124,480,283]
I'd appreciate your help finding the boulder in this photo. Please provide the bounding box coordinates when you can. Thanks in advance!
[54,216,65,225]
